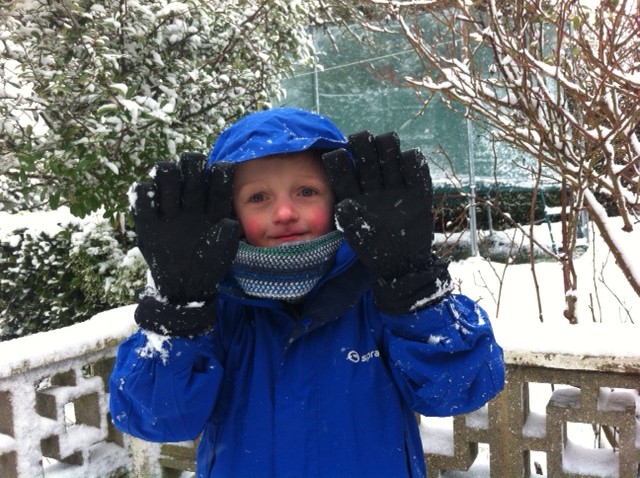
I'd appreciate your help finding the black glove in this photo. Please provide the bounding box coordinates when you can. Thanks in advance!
[130,152,240,335]
[322,131,451,314]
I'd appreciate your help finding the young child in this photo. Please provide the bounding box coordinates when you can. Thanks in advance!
[109,107,505,478]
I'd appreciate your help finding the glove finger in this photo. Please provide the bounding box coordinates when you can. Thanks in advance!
[400,149,433,200]
[153,161,181,217]
[130,182,158,256]
[322,148,360,201]
[130,181,158,221]
[180,152,207,212]
[188,218,240,299]
[400,149,434,247]
[335,199,391,273]
[207,162,236,223]
[348,131,382,193]
[374,132,403,188]
[211,218,241,275]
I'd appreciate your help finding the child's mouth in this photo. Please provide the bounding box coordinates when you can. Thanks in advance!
[272,233,306,244]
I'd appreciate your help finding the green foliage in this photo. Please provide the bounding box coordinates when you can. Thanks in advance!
[0,215,146,341]
[1,0,322,217]
[1,226,82,340]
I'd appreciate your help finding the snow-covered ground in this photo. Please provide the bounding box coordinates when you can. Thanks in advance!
[447,218,638,327]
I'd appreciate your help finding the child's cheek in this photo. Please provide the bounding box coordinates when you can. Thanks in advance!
[310,207,334,234]
[239,216,264,245]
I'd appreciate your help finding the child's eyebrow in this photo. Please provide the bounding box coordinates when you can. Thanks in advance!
[295,172,329,182]
[235,181,268,192]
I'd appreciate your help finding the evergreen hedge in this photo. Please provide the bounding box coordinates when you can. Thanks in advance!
[0,214,146,341]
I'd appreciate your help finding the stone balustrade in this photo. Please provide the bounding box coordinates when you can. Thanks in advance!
[0,308,638,477]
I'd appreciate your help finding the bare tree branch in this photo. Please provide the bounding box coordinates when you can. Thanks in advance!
[364,0,640,317]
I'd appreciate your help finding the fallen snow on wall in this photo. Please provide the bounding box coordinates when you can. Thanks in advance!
[0,305,137,378]
[493,320,640,368]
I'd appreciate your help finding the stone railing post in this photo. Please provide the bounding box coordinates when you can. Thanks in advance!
[128,436,161,477]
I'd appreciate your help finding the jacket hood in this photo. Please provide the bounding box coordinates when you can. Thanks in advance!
[207,107,348,166]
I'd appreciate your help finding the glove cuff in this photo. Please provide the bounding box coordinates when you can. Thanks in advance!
[374,256,453,314]
[134,288,216,337]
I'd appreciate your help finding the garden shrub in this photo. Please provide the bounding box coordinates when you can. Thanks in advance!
[0,215,146,341]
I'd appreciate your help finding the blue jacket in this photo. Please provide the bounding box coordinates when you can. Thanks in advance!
[109,242,504,478]
[109,108,505,477]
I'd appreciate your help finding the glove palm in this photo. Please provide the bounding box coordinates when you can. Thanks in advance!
[131,152,240,304]
[323,131,451,313]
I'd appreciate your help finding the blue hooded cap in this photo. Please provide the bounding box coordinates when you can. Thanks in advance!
[207,107,348,166]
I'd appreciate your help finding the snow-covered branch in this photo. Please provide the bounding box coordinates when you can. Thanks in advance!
[1,0,327,217]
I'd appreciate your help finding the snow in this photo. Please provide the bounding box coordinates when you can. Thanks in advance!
[0,305,137,379]
[137,329,171,364]
[494,321,640,361]
[563,440,619,476]
[0,207,78,238]
[421,416,455,455]
[522,411,546,438]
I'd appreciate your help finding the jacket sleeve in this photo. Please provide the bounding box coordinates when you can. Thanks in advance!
[109,328,224,442]
[379,293,505,417]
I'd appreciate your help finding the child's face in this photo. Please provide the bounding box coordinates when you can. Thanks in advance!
[232,151,335,248]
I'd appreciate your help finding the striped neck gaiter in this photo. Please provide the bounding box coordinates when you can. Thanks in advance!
[230,230,344,303]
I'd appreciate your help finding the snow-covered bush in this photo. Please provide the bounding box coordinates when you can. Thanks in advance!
[68,218,147,305]
[0,215,146,341]
[0,166,47,213]
[1,226,80,340]
[1,0,322,218]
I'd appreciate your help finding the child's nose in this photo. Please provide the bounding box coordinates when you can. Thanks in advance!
[273,197,298,223]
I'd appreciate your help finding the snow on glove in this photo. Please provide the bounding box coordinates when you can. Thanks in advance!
[322,131,452,314]
[130,152,240,335]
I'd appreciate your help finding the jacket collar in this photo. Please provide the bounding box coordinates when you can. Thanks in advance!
[218,240,372,334]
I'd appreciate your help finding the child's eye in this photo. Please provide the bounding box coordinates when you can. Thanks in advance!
[248,193,264,203]
[299,187,316,197]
